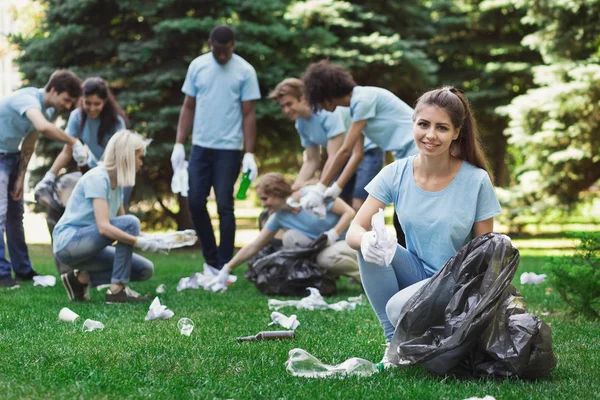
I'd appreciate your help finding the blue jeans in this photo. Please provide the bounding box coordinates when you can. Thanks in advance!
[353,148,384,200]
[358,244,434,340]
[188,146,241,269]
[0,152,33,279]
[54,215,153,286]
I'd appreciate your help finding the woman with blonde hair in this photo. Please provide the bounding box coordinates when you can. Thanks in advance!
[53,130,161,304]
[206,172,360,290]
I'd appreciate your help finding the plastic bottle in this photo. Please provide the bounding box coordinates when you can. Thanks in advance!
[236,169,252,200]
[236,330,295,342]
[285,348,382,378]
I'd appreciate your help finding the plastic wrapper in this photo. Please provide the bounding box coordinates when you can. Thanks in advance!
[388,233,556,379]
[245,235,336,296]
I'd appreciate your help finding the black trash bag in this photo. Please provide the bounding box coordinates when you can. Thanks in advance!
[389,232,556,379]
[245,234,337,296]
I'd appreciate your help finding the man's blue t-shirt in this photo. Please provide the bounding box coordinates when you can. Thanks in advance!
[0,88,55,153]
[350,86,416,158]
[337,106,377,152]
[365,156,502,274]
[53,166,123,252]
[65,108,126,167]
[182,53,261,150]
[295,108,345,148]
[265,186,346,240]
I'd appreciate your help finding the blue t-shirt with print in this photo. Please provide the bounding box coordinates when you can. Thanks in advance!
[0,88,55,153]
[65,108,126,167]
[295,109,345,148]
[53,166,123,252]
[182,53,261,150]
[365,156,501,274]
[265,186,346,240]
[350,86,416,158]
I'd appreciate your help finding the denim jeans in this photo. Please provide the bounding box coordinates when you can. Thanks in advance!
[0,152,33,279]
[54,215,153,286]
[353,148,384,200]
[358,244,434,341]
[187,145,242,269]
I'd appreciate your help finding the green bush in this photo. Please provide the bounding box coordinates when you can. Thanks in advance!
[545,232,600,319]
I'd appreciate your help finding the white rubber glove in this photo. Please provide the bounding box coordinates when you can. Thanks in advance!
[171,143,186,171]
[205,265,230,291]
[241,152,258,182]
[323,183,342,204]
[360,231,387,266]
[34,171,56,193]
[324,229,339,246]
[71,140,88,166]
[300,182,327,219]
[134,237,162,253]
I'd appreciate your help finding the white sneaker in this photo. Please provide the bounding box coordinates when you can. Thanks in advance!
[380,343,398,369]
[203,263,219,277]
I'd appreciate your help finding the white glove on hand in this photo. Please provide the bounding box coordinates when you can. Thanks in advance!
[171,143,186,171]
[323,183,342,204]
[205,265,230,292]
[34,171,56,193]
[360,231,387,266]
[324,229,339,246]
[300,183,327,219]
[241,152,258,182]
[71,140,88,166]
[135,237,163,253]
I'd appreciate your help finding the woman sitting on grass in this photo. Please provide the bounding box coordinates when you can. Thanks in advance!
[53,130,163,304]
[345,87,501,367]
[206,172,360,289]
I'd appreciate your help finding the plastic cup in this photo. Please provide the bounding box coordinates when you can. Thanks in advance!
[177,318,194,336]
[82,319,105,332]
[58,307,80,322]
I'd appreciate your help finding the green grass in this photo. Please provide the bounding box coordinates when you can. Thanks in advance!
[1,243,599,399]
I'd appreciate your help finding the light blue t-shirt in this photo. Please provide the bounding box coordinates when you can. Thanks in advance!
[0,88,55,153]
[53,166,123,252]
[295,109,345,148]
[182,53,261,150]
[265,186,346,240]
[350,86,416,158]
[365,156,501,274]
[65,108,126,167]
[338,106,378,152]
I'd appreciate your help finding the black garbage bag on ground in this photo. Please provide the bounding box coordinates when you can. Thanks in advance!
[245,234,337,296]
[389,232,556,379]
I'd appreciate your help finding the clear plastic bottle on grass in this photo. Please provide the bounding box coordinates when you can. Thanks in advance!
[286,348,382,378]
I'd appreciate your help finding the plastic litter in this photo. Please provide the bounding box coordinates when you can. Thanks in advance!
[156,284,165,293]
[145,297,174,321]
[371,208,396,266]
[177,318,194,336]
[237,330,295,342]
[268,288,363,312]
[143,230,198,251]
[236,169,252,200]
[269,312,300,330]
[388,233,557,379]
[464,396,496,400]
[245,236,337,296]
[82,319,104,332]
[33,275,56,287]
[177,271,237,292]
[520,272,546,285]
[286,348,382,378]
[58,307,79,322]
[171,162,189,197]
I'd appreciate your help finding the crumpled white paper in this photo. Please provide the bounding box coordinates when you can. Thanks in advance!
[268,288,364,312]
[520,272,547,285]
[177,271,237,292]
[372,208,396,266]
[145,297,175,321]
[143,230,198,251]
[156,284,165,293]
[33,275,56,287]
[464,396,496,400]
[171,161,189,197]
[269,312,300,330]
[82,319,104,332]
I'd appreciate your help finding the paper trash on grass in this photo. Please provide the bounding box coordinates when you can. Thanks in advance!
[156,284,166,293]
[372,208,396,266]
[464,396,496,400]
[145,297,175,320]
[269,312,300,330]
[177,318,194,336]
[33,275,56,287]
[268,288,364,311]
[286,348,380,378]
[177,271,237,292]
[520,272,547,285]
[144,230,198,251]
[82,319,104,332]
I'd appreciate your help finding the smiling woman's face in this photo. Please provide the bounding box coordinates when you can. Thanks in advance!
[413,105,460,158]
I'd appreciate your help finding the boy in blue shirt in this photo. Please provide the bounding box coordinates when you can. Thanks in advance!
[0,70,88,288]
[170,26,261,275]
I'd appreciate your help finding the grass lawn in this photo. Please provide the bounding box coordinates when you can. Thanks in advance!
[1,243,598,399]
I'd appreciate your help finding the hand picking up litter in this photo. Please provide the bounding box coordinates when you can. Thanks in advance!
[145,297,174,321]
[368,208,396,266]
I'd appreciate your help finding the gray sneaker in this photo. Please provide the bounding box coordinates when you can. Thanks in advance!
[105,286,150,304]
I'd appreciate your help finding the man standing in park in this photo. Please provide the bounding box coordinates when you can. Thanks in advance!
[0,70,88,288]
[171,25,261,275]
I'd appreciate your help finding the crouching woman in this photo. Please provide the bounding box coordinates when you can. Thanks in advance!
[207,172,360,289]
[53,130,161,303]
